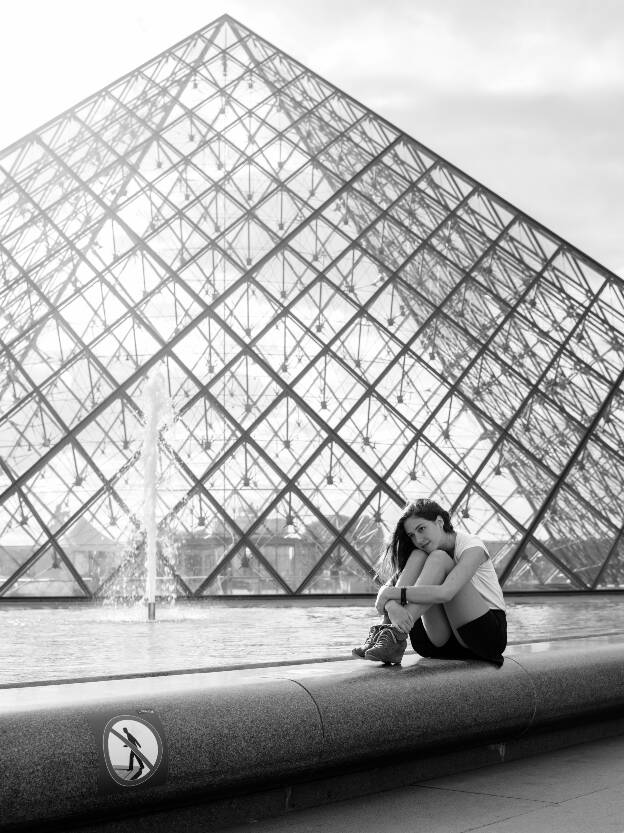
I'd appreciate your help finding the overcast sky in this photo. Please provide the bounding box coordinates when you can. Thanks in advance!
[2,0,623,276]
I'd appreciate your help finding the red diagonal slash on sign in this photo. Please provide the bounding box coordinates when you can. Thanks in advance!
[109,728,153,771]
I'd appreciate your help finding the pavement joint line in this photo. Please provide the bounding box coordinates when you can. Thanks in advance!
[459,803,566,833]
[457,782,624,833]
[413,784,555,806]
[547,783,624,804]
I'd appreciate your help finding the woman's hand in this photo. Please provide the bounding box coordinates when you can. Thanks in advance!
[375,585,396,615]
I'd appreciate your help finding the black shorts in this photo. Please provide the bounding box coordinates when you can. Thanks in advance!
[409,608,507,667]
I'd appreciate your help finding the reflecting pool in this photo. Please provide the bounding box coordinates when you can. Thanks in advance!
[1,595,623,685]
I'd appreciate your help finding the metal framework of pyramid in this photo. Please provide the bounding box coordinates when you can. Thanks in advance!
[1,14,623,600]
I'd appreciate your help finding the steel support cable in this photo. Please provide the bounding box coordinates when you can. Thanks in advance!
[333,226,624,554]
[0,128,406,499]
[146,147,460,587]
[0,457,93,597]
[0,173,173,498]
[451,276,615,512]
[157,158,465,506]
[0,32,520,584]
[0,23,226,396]
[230,24,624,564]
[0,126,411,601]
[6,17,624,592]
[0,102,402,500]
[2,30,616,592]
[0,18,229,163]
[26,98,401,482]
[3,136,409,595]
[15,70,473,447]
[499,359,624,586]
[236,13,624,540]
[0,154,608,600]
[105,55,319,204]
[0,39,608,592]
[387,266,623,472]
[0,335,144,597]
[295,178,620,474]
[171,194,559,593]
[231,10,624,293]
[281,244,598,590]
[0,44,229,453]
[0,305,197,596]
[24,49,373,371]
[591,525,624,589]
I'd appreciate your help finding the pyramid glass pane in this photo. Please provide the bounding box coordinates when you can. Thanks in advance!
[1,15,624,598]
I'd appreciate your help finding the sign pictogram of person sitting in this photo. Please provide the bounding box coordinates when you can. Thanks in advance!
[122,726,144,776]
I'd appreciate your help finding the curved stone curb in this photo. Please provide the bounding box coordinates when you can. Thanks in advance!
[0,641,622,831]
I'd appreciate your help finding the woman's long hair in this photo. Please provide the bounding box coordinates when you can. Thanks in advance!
[375,499,454,584]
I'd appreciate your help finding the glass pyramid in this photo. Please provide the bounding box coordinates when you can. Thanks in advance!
[1,14,623,599]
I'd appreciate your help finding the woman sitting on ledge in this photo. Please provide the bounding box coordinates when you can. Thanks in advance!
[353,498,507,667]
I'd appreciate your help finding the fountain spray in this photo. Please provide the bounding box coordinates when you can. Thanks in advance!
[142,371,173,621]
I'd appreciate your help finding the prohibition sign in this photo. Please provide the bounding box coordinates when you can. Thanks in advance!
[103,715,164,787]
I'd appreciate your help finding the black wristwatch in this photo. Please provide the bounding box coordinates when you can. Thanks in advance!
[400,587,407,606]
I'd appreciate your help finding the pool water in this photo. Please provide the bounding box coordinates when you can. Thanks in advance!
[1,596,623,685]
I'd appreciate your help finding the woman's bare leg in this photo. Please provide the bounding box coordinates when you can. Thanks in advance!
[386,549,452,646]
[416,550,490,647]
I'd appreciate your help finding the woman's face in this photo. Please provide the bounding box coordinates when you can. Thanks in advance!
[403,515,444,553]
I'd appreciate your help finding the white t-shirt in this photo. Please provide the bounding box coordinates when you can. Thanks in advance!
[452,531,506,611]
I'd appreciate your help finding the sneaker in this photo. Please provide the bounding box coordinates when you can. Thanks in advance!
[364,625,407,665]
[352,623,386,658]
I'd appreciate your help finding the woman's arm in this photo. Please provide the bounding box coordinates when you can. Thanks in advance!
[377,547,487,607]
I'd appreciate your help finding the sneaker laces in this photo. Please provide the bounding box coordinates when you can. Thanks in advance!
[374,625,407,647]
[362,624,384,649]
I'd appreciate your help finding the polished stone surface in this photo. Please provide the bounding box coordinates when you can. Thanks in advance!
[287,658,534,766]
[513,642,624,726]
[0,676,323,829]
[0,635,623,831]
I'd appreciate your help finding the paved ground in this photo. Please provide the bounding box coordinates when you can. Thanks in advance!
[222,732,624,833]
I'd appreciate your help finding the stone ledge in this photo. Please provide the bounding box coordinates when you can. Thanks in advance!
[0,639,623,832]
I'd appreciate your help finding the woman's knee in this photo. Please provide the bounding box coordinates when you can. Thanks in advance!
[397,548,428,584]
[426,549,454,572]
[419,549,454,583]
[406,548,428,565]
